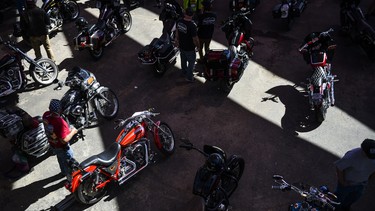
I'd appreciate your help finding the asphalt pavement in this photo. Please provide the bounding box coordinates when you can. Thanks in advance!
[0,0,375,211]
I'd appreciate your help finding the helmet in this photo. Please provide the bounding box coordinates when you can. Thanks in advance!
[361,139,375,159]
[75,17,88,28]
[206,153,224,171]
[49,99,62,114]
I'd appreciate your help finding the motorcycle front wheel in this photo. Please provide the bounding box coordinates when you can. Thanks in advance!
[29,58,59,85]
[64,0,80,20]
[121,11,132,33]
[94,87,119,119]
[74,174,107,205]
[221,156,245,198]
[156,122,175,156]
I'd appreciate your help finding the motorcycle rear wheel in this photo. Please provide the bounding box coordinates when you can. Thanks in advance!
[156,122,175,156]
[94,87,119,119]
[29,58,59,86]
[121,11,132,33]
[154,62,167,77]
[74,174,107,205]
[221,79,235,94]
[221,156,245,198]
[89,46,104,60]
[315,104,327,123]
[206,187,230,211]
[65,1,80,20]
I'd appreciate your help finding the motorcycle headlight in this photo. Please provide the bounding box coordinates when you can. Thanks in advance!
[71,105,83,116]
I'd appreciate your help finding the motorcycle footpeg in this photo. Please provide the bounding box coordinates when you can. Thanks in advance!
[149,152,158,163]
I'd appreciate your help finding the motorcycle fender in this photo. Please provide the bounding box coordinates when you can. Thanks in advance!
[70,165,97,193]
[153,121,162,149]
[91,30,105,48]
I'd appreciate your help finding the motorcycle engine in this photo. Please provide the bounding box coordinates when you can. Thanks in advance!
[0,65,22,95]
[124,142,147,168]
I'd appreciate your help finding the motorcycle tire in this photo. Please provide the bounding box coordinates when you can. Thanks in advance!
[94,87,119,119]
[64,0,80,20]
[156,122,175,156]
[29,58,59,86]
[74,173,107,205]
[121,11,132,33]
[315,104,327,123]
[221,79,235,94]
[89,47,104,60]
[154,62,167,77]
[206,187,230,211]
[221,156,245,198]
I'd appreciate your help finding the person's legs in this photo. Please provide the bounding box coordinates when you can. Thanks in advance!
[41,35,56,62]
[203,38,211,56]
[180,50,188,76]
[54,147,74,176]
[30,36,42,60]
[198,37,204,60]
[185,50,196,81]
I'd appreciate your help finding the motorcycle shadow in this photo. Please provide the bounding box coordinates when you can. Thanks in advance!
[264,85,321,135]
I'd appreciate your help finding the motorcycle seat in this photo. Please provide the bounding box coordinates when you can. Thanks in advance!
[80,142,121,168]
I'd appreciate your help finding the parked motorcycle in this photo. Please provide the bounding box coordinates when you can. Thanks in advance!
[0,36,59,99]
[0,108,50,158]
[180,139,245,211]
[73,1,132,60]
[272,175,340,210]
[229,0,260,13]
[138,2,180,76]
[340,1,375,59]
[272,0,307,30]
[203,10,254,93]
[55,67,119,135]
[41,0,80,34]
[65,109,175,204]
[299,28,337,123]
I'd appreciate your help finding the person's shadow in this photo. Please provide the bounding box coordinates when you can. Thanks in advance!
[0,173,65,210]
[263,84,320,136]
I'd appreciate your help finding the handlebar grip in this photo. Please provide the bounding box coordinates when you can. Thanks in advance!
[271,185,282,190]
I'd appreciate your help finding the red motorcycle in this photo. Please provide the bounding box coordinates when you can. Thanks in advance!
[66,109,175,205]
[204,10,254,93]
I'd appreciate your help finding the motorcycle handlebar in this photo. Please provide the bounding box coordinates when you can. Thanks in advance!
[298,28,334,52]
[114,110,160,129]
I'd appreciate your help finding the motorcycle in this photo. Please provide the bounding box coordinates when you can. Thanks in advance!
[137,2,180,76]
[229,0,260,13]
[55,67,119,136]
[41,0,80,34]
[180,139,245,211]
[298,28,337,123]
[0,108,50,158]
[73,0,132,60]
[65,109,175,204]
[272,0,307,30]
[272,175,340,210]
[340,1,375,59]
[0,36,59,99]
[203,10,254,93]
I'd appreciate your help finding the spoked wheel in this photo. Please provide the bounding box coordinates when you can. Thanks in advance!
[89,47,104,60]
[94,87,119,119]
[156,122,175,156]
[121,11,132,33]
[221,156,245,198]
[206,187,230,211]
[315,102,327,123]
[30,58,59,85]
[154,62,167,77]
[65,0,80,20]
[74,174,107,205]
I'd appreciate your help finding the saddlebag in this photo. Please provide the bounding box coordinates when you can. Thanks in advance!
[0,111,24,138]
[292,0,306,17]
[20,123,49,157]
[272,4,282,18]
[204,50,231,78]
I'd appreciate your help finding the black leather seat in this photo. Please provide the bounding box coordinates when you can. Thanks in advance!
[80,142,121,168]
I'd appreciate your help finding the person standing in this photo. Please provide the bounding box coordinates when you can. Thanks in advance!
[43,99,78,179]
[175,7,200,82]
[334,139,375,211]
[197,0,216,63]
[21,0,55,62]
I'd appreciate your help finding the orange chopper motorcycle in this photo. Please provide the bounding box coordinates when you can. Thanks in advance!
[65,109,175,205]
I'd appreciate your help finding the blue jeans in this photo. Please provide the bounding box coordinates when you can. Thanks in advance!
[53,145,74,176]
[334,182,366,210]
[180,50,196,80]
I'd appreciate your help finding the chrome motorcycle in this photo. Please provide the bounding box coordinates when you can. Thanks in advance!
[0,36,59,99]
[73,1,132,60]
[55,67,119,134]
[272,0,307,30]
[41,0,80,34]
[299,29,337,123]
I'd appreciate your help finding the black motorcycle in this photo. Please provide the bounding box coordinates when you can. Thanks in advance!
[272,0,307,30]
[229,0,260,13]
[180,139,245,211]
[138,2,180,76]
[0,36,59,99]
[55,67,119,134]
[340,1,375,59]
[41,0,80,34]
[73,0,132,60]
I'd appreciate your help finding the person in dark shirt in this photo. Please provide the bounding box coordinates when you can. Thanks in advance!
[175,7,200,82]
[197,0,216,62]
[21,0,55,62]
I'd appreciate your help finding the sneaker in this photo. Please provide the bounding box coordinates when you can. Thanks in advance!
[185,77,195,83]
